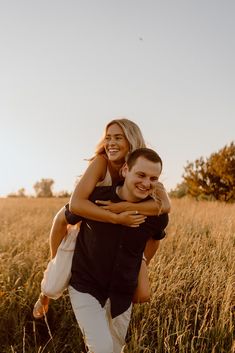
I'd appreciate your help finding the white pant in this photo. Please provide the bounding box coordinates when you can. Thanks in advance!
[69,286,132,353]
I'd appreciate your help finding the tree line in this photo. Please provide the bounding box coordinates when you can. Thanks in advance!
[7,179,70,198]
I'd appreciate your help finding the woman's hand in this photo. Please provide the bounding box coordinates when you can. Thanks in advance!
[151,182,171,214]
[115,210,146,227]
[95,200,128,213]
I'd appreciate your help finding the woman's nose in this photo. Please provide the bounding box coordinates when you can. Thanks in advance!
[108,138,116,145]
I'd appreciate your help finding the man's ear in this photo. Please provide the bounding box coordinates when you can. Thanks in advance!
[121,163,128,178]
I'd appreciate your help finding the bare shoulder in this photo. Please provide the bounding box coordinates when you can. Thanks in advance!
[80,154,108,184]
[89,155,108,177]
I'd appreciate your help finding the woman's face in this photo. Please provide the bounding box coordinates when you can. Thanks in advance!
[104,123,130,163]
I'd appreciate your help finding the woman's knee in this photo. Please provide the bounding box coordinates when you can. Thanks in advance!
[54,206,67,227]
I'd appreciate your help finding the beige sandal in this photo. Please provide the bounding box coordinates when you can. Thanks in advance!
[33,293,49,319]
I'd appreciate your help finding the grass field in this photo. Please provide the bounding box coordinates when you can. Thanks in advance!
[0,197,234,353]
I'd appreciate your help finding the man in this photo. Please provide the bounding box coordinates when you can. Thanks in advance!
[65,148,169,353]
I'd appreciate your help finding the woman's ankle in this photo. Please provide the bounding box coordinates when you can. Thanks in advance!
[40,293,49,305]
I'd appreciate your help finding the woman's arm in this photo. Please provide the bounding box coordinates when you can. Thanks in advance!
[70,155,107,211]
[151,181,171,214]
[69,155,112,222]
[95,182,171,216]
[69,156,145,226]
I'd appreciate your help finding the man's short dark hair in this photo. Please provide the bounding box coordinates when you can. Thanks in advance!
[126,148,162,171]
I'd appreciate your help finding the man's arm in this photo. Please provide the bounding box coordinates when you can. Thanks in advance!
[143,213,169,265]
[150,213,169,239]
[144,239,160,265]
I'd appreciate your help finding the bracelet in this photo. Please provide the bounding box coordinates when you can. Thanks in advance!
[142,254,147,262]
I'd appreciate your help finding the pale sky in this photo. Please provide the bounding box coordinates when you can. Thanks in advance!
[0,0,234,197]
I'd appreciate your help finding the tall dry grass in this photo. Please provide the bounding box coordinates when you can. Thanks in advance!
[0,197,234,352]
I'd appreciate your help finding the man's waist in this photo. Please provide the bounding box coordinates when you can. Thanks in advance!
[70,273,137,297]
[69,283,134,319]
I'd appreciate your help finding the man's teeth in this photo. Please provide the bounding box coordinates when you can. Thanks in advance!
[137,186,148,191]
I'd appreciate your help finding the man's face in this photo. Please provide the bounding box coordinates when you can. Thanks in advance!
[122,156,162,202]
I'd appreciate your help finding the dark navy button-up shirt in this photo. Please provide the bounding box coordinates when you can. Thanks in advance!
[65,184,168,318]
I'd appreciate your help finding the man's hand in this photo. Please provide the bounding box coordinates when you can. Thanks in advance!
[95,200,128,213]
[115,210,146,227]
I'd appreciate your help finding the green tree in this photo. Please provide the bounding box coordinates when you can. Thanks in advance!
[17,188,26,197]
[33,178,54,197]
[169,182,188,198]
[183,142,235,202]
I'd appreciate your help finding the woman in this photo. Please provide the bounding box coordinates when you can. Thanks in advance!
[33,118,170,318]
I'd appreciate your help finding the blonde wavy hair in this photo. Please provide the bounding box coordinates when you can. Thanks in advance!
[91,118,146,160]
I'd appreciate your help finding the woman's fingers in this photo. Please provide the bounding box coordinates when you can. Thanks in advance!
[131,215,146,224]
[95,200,111,205]
[118,210,146,227]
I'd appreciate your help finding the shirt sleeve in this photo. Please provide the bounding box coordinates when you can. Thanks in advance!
[64,203,83,225]
[149,213,169,240]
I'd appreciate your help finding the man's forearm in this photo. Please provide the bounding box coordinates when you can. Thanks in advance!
[144,239,160,265]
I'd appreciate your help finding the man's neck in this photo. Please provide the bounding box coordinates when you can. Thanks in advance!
[116,185,138,203]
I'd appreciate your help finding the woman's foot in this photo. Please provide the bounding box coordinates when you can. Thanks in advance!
[33,293,49,319]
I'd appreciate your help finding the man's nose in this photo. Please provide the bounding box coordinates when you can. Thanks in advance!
[142,178,151,188]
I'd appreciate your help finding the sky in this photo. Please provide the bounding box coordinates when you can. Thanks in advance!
[0,0,234,197]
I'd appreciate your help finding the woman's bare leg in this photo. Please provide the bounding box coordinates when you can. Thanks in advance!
[33,206,68,319]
